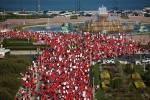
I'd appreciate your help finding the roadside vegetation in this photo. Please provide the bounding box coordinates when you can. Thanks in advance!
[0,14,54,20]
[0,55,32,100]
[70,15,78,19]
[90,62,150,100]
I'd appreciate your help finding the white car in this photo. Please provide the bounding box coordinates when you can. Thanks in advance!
[119,60,128,64]
[106,59,115,64]
[142,58,150,63]
[102,59,107,64]
[135,60,141,65]
[64,14,71,17]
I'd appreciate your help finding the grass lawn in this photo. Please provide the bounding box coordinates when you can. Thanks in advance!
[12,22,46,30]
[8,41,29,43]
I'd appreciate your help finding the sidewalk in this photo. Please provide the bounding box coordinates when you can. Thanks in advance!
[10,50,43,55]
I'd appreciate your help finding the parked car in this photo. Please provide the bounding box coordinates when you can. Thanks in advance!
[130,59,141,65]
[102,59,107,64]
[135,60,141,65]
[51,13,58,17]
[64,14,71,17]
[119,60,128,64]
[142,58,150,63]
[106,59,115,64]
[97,59,103,64]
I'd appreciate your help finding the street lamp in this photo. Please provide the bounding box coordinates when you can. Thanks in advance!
[3,9,5,19]
[148,32,150,45]
[92,77,95,99]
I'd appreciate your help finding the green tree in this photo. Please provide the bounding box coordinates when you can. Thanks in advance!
[43,10,48,15]
[144,72,150,86]
[145,64,150,71]
[114,77,124,89]
[134,64,144,76]
[125,64,135,75]
[109,79,115,89]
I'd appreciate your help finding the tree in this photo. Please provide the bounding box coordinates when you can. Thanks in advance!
[109,79,115,89]
[125,64,135,75]
[144,71,150,86]
[43,10,48,15]
[114,77,123,89]
[145,64,150,71]
[134,65,144,76]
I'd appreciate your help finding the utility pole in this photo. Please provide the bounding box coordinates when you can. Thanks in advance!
[37,0,40,12]
[3,9,5,19]
[140,49,141,62]
[24,8,26,19]
[93,77,95,99]
[1,10,4,20]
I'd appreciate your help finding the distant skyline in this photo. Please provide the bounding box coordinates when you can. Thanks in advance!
[0,0,150,11]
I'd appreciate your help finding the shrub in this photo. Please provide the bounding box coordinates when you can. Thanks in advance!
[70,15,78,19]
[2,38,47,50]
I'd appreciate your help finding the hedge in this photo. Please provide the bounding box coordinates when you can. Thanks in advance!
[3,43,34,46]
[70,15,78,19]
[4,14,54,19]
[3,38,35,43]
[4,38,29,41]
[5,45,47,50]
[2,38,49,50]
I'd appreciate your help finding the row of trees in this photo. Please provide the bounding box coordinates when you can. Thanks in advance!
[124,63,150,86]
[0,55,32,100]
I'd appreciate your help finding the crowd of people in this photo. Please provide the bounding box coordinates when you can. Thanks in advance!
[0,30,141,100]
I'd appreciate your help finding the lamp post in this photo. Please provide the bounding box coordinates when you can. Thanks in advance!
[23,8,26,19]
[1,9,3,20]
[3,9,5,19]
[149,32,150,46]
[92,77,95,99]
